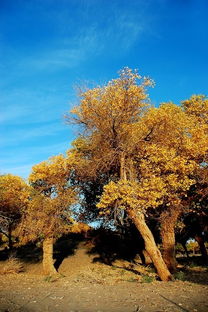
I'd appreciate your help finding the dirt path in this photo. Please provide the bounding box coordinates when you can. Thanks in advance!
[0,274,208,312]
[0,244,208,312]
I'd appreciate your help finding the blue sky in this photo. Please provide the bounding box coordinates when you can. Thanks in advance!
[1,0,208,180]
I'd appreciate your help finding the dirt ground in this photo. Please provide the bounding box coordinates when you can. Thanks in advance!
[0,243,208,312]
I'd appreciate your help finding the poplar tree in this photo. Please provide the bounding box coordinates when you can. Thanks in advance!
[67,68,172,281]
[20,155,78,275]
[0,174,30,250]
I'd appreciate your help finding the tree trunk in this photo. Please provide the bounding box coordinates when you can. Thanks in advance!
[141,250,152,265]
[120,152,127,181]
[195,235,208,264]
[160,206,182,273]
[119,153,172,281]
[182,242,189,259]
[161,224,177,273]
[42,237,57,276]
[128,209,172,281]
[8,223,13,250]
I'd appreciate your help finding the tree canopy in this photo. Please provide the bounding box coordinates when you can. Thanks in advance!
[0,174,30,249]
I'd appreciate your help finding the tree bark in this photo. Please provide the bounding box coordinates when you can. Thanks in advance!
[120,152,127,180]
[195,235,208,264]
[161,224,177,273]
[141,250,152,265]
[128,209,172,281]
[42,237,57,276]
[160,206,182,273]
[119,153,172,281]
[8,223,13,250]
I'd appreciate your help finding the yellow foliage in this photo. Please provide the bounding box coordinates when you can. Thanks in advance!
[0,174,30,214]
[29,154,71,191]
[19,154,78,242]
[69,67,153,150]
[67,68,207,221]
[70,222,91,233]
[97,178,167,214]
[182,94,208,124]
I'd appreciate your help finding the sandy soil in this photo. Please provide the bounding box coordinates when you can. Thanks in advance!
[0,243,208,312]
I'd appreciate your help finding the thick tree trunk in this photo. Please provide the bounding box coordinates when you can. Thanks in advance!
[128,209,172,281]
[161,225,177,273]
[160,206,182,273]
[42,237,57,276]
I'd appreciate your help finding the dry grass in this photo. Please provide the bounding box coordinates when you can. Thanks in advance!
[0,256,24,275]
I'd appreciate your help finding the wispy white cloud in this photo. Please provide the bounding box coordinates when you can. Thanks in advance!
[13,27,101,73]
[0,0,155,180]
[3,12,150,76]
[1,141,71,179]
[93,1,153,52]
[0,87,70,124]
[113,14,146,50]
[1,141,70,165]
[1,122,68,146]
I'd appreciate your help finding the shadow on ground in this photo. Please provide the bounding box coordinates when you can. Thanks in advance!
[176,255,208,285]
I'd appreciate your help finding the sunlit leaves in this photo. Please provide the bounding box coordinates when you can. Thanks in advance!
[182,95,208,124]
[0,174,30,214]
[69,67,153,146]
[68,67,208,224]
[20,155,78,242]
[97,178,167,215]
[29,154,70,192]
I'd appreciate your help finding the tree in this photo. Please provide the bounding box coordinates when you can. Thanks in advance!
[67,68,172,281]
[19,155,80,275]
[0,174,30,250]
[181,94,208,263]
[138,103,197,272]
[132,98,208,272]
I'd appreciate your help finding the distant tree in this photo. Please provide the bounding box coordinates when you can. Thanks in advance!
[181,212,208,261]
[0,174,30,250]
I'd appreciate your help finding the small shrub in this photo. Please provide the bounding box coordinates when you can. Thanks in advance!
[174,271,185,281]
[188,261,196,268]
[141,275,155,283]
[1,257,24,274]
